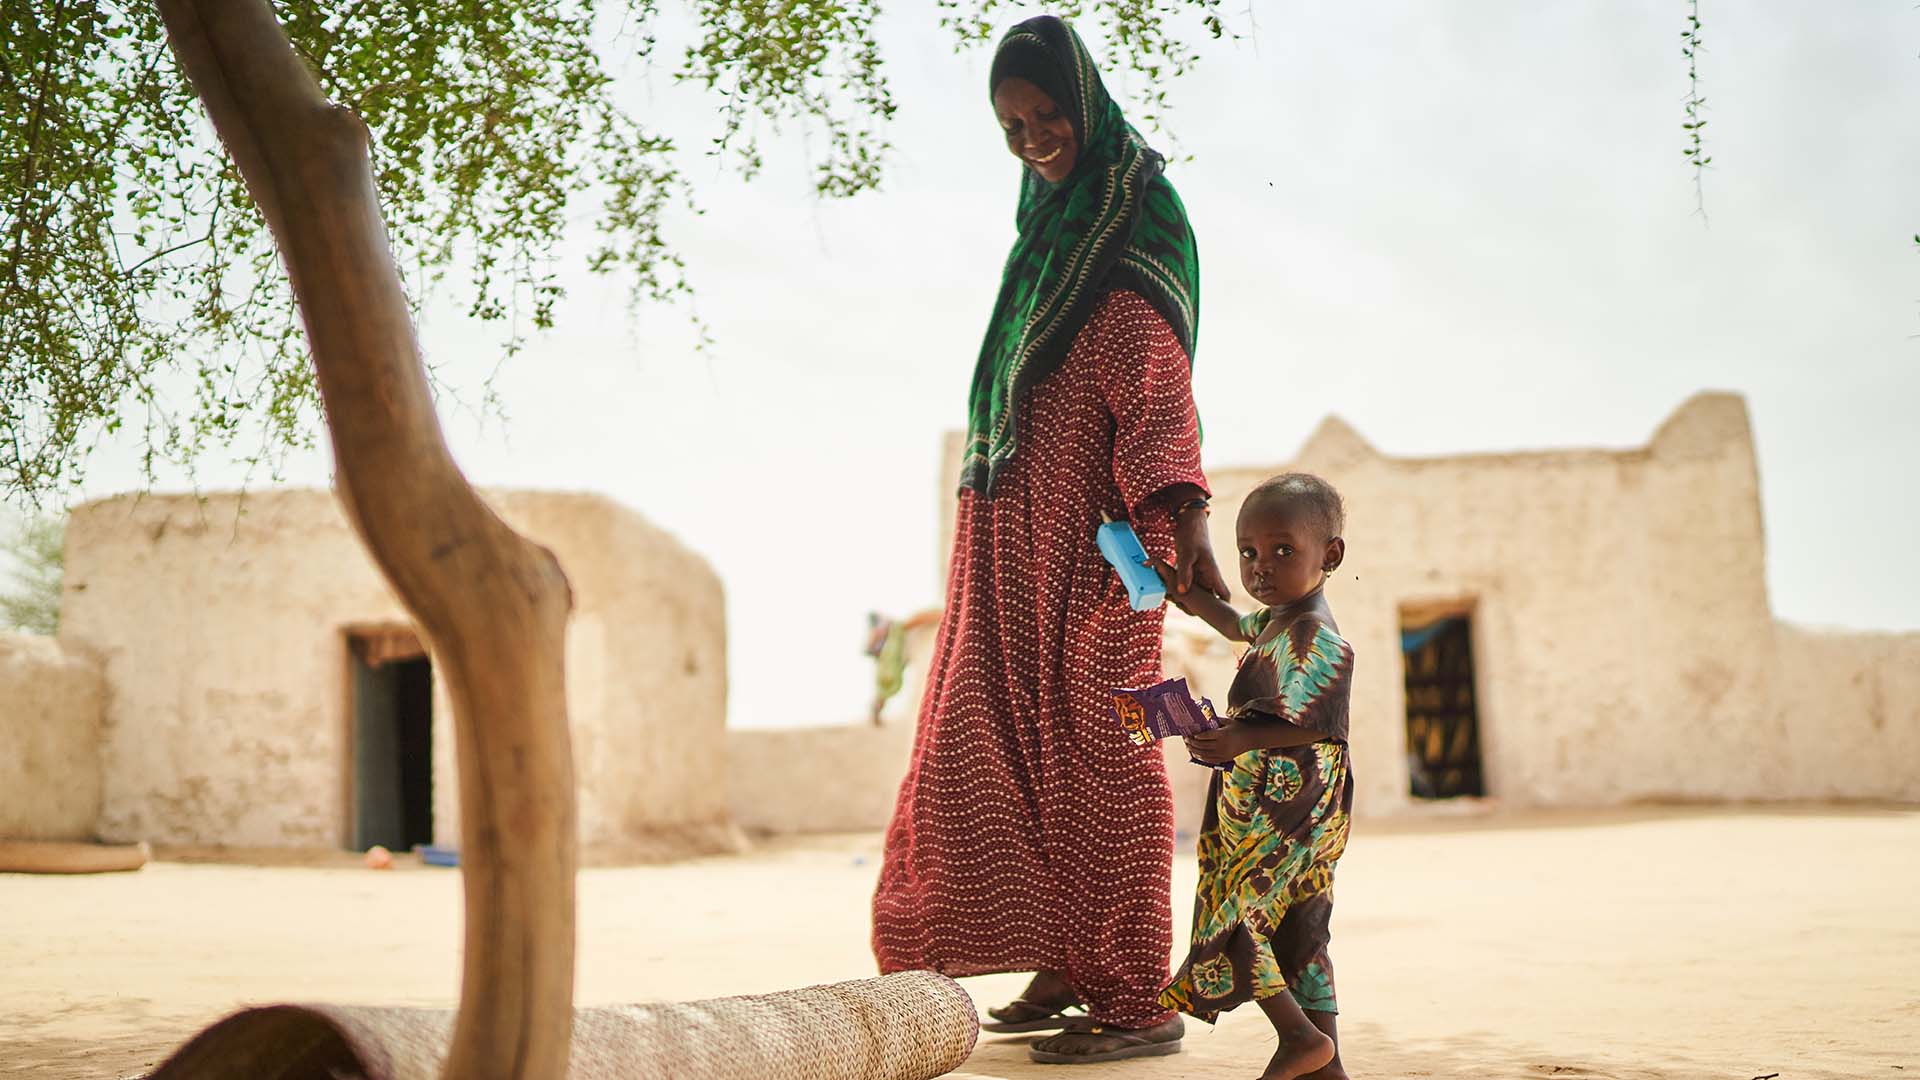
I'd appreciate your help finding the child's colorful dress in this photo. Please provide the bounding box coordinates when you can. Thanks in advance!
[1159,590,1355,1022]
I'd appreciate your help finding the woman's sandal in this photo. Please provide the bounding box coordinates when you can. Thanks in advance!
[1027,1016,1185,1064]
[981,997,1089,1033]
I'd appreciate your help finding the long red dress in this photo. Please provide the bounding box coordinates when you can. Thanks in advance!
[873,290,1209,1028]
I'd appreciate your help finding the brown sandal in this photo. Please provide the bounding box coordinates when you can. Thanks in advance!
[982,997,1089,1033]
[1028,1016,1185,1064]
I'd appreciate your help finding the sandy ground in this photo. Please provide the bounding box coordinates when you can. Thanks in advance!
[2,806,1916,1080]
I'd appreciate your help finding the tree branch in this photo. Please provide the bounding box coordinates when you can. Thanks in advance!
[152,1,579,1076]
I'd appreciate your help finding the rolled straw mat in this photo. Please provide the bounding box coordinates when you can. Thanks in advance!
[148,969,978,1080]
[0,840,149,874]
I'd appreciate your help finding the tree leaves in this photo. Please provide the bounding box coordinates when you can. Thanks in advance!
[0,0,1229,503]
[3,0,309,501]
[0,513,62,634]
[935,0,1231,135]
[1681,0,1710,218]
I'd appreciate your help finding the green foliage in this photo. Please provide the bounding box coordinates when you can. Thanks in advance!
[679,0,894,197]
[1680,0,1710,217]
[0,0,1229,505]
[0,514,63,635]
[937,0,1229,133]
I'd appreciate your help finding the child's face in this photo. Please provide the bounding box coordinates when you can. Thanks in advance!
[1236,499,1343,608]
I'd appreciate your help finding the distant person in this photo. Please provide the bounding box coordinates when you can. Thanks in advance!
[864,610,939,725]
[865,613,907,725]
[871,14,1223,1066]
[1156,473,1357,1080]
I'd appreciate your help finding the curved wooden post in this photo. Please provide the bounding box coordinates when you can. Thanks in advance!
[154,3,577,1076]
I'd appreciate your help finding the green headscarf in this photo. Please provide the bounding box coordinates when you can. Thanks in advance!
[960,15,1201,497]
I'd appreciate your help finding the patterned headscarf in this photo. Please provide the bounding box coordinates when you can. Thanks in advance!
[960,15,1201,496]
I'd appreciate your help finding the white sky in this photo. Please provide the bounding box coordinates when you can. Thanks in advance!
[16,0,1919,728]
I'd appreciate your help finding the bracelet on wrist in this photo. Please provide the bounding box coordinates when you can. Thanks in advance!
[1172,496,1210,523]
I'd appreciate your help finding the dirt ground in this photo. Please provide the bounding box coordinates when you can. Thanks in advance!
[2,805,1916,1079]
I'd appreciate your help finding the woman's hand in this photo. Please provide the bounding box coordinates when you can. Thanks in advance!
[1152,524,1247,643]
[1172,509,1230,602]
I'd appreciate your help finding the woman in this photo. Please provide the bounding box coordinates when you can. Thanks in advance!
[871,16,1227,1066]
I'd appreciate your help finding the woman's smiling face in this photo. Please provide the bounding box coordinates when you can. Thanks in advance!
[992,77,1077,183]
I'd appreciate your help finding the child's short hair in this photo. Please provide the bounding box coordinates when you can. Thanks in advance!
[1243,472,1346,539]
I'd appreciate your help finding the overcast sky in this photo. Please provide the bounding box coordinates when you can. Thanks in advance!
[18,0,1919,728]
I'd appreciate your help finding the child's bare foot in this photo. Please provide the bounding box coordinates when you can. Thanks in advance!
[1298,1008,1348,1079]
[1256,993,1336,1080]
[1260,1029,1335,1080]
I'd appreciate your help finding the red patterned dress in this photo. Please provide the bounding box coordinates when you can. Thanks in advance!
[872,290,1208,1028]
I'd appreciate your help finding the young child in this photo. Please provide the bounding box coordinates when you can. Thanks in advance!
[1154,473,1356,1080]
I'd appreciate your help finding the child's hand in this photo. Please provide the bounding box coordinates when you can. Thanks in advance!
[1184,724,1256,766]
[1153,557,1246,644]
[1151,560,1196,614]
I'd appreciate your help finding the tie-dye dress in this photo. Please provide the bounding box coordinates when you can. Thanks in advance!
[1159,592,1355,1022]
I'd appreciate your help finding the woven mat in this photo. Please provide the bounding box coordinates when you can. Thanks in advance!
[148,970,978,1079]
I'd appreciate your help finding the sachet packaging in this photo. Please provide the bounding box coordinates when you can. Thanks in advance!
[1110,676,1227,769]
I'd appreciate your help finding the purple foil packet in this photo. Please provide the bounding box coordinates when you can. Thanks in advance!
[1110,677,1227,769]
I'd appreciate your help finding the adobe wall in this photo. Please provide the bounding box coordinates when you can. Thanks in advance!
[726,720,1217,839]
[0,634,104,840]
[910,392,1914,814]
[516,495,737,855]
[1767,624,1920,802]
[728,723,916,835]
[728,616,936,836]
[1180,393,1778,812]
[59,489,731,852]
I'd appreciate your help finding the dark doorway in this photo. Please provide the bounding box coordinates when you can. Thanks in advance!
[349,629,433,851]
[1400,615,1485,799]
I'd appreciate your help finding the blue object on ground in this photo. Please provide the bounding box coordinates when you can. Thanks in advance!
[414,844,459,867]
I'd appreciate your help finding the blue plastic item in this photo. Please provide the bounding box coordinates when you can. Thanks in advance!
[414,844,459,868]
[1096,514,1166,611]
